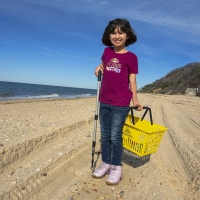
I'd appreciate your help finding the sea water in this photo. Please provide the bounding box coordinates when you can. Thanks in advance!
[0,81,97,101]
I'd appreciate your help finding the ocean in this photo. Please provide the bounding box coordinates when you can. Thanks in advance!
[0,81,97,101]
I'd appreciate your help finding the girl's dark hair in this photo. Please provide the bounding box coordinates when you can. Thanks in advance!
[102,18,137,47]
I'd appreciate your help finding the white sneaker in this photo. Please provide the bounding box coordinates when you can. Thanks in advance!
[106,165,122,185]
[92,162,110,179]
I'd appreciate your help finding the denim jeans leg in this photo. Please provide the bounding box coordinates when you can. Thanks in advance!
[100,103,111,164]
[110,106,129,166]
[100,103,129,166]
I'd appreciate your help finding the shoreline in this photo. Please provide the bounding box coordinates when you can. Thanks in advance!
[1,93,198,104]
[0,96,96,104]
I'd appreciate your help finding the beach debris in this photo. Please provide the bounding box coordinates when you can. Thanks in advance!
[21,186,26,190]
[41,173,47,177]
[118,191,125,198]
[110,186,115,191]
[36,168,40,172]
[0,148,5,154]
[85,190,90,194]
[105,194,110,198]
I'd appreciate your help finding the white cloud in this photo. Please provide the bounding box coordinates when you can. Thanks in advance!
[120,1,200,36]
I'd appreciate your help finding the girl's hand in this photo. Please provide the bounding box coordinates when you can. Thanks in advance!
[94,63,104,76]
[133,101,143,111]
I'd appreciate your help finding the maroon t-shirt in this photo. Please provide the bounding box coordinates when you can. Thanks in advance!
[100,47,138,106]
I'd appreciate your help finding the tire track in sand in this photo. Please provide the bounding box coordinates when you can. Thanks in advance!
[138,96,190,199]
[161,99,200,199]
[30,141,92,200]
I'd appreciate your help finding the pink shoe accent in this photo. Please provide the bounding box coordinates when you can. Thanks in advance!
[106,165,122,185]
[92,162,110,179]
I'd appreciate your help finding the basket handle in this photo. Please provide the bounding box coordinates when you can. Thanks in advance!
[129,106,153,125]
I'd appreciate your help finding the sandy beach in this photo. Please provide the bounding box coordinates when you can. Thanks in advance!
[0,94,199,200]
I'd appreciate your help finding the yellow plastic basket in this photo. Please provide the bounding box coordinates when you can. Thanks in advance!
[122,107,168,156]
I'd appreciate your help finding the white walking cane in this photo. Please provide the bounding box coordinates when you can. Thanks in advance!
[90,70,102,171]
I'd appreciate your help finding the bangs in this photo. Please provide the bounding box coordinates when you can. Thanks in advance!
[109,24,127,34]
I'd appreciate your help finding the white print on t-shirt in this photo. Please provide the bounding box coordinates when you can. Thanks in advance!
[106,58,122,73]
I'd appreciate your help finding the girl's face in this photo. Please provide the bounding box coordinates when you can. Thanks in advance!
[109,26,128,48]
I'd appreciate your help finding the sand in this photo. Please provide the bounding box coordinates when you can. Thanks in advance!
[0,94,199,200]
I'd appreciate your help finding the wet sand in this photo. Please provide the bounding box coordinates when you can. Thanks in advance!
[0,94,199,200]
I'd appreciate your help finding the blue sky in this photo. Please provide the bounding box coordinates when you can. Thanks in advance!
[0,0,200,89]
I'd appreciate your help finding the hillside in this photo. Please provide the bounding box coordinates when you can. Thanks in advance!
[141,62,200,94]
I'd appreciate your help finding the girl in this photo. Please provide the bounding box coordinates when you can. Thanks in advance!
[92,18,142,185]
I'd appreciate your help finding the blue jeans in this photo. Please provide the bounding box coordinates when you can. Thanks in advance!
[99,102,129,166]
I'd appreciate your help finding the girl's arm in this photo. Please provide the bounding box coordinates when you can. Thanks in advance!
[94,62,104,76]
[129,74,142,111]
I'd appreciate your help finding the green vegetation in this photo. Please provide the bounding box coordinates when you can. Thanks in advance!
[140,62,200,94]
